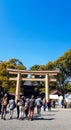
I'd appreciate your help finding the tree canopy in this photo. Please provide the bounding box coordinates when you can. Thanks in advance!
[0,49,71,96]
[0,58,26,92]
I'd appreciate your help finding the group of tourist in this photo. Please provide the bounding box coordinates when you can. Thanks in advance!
[0,93,48,121]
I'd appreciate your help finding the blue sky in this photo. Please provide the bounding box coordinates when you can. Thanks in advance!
[0,0,71,69]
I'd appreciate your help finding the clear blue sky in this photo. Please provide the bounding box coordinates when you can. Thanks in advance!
[0,0,71,69]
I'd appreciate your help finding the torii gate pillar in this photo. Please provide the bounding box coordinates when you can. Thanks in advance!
[45,74,49,102]
[15,73,21,101]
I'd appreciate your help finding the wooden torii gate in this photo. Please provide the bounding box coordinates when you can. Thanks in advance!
[7,68,59,102]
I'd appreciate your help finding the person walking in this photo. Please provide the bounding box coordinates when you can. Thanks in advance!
[1,93,8,120]
[8,97,15,119]
[28,95,35,120]
[47,99,51,111]
[19,96,25,120]
[24,97,29,117]
[42,97,46,111]
[35,96,42,115]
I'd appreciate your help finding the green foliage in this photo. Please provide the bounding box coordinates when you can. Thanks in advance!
[30,49,71,94]
[45,61,55,70]
[30,64,41,86]
[0,49,71,95]
[39,65,46,70]
[54,49,71,94]
[0,58,26,92]
[30,64,40,70]
[65,83,71,93]
[30,62,56,94]
[39,87,45,94]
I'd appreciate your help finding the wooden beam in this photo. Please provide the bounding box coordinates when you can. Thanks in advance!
[49,79,57,82]
[7,68,59,75]
[9,77,57,82]
[21,78,45,81]
[9,77,17,81]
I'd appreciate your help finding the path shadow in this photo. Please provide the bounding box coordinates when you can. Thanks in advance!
[41,113,56,116]
[34,113,55,121]
[34,117,55,121]
[34,113,56,117]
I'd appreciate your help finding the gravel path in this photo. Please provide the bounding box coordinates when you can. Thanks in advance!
[0,107,71,130]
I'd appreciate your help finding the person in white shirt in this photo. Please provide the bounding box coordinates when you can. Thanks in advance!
[8,97,15,119]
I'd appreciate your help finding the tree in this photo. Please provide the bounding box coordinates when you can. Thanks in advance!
[62,49,71,78]
[0,58,26,92]
[54,49,71,96]
[30,62,57,95]
[30,64,40,70]
[45,61,55,70]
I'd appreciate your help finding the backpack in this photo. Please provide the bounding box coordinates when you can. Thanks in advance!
[2,98,7,106]
[19,99,25,106]
[36,98,42,107]
[29,99,35,108]
[39,100,42,107]
[25,100,29,109]
[9,99,16,110]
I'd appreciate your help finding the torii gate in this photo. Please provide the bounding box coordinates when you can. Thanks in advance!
[7,68,59,102]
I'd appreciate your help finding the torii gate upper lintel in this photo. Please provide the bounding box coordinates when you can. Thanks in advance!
[7,68,59,102]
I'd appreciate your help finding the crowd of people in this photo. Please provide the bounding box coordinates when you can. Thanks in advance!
[0,93,53,121]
